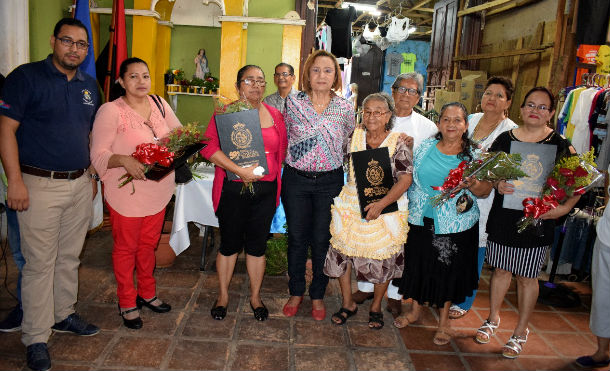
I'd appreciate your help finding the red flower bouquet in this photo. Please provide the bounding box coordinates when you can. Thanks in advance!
[431,151,526,208]
[517,149,602,233]
[118,143,175,192]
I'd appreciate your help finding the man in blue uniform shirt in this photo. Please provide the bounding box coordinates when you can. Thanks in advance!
[0,18,100,371]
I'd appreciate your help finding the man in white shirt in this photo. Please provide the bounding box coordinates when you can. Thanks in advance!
[352,72,438,316]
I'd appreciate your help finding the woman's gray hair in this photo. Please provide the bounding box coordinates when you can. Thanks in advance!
[391,72,424,95]
[362,92,395,131]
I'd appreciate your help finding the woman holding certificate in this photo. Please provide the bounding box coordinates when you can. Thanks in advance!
[201,65,287,322]
[393,102,492,346]
[323,93,413,329]
[475,87,578,358]
[282,50,355,321]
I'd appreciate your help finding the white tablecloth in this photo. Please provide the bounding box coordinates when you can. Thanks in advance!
[170,165,218,256]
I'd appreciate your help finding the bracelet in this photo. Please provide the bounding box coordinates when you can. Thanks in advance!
[90,173,100,181]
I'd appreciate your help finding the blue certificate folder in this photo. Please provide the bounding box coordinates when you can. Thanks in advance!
[215,109,268,181]
[503,141,557,211]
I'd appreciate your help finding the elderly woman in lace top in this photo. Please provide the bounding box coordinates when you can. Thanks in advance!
[323,93,413,330]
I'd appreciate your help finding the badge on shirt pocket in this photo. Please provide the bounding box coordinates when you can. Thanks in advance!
[455,192,473,214]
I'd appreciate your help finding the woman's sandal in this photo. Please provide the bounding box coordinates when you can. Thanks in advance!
[393,314,418,329]
[475,318,500,344]
[368,311,384,330]
[448,304,468,319]
[210,300,227,321]
[502,328,529,359]
[331,307,358,326]
[433,329,453,346]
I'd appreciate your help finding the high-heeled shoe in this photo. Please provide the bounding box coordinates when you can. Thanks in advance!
[136,295,171,313]
[118,306,143,329]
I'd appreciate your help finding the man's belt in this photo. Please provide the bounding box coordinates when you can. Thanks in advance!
[21,164,86,180]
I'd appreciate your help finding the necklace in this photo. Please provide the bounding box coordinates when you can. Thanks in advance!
[472,116,504,142]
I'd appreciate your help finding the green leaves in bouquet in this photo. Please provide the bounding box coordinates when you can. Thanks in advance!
[463,151,527,182]
[213,95,254,115]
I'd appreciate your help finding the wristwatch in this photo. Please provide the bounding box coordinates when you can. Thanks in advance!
[90,173,100,181]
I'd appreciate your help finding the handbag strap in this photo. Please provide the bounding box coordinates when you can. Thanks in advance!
[150,94,165,118]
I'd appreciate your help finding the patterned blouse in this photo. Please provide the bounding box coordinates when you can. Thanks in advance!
[408,138,481,234]
[284,91,355,172]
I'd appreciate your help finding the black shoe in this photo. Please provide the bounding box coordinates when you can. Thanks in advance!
[210,300,227,320]
[119,306,143,330]
[0,304,23,332]
[250,301,268,321]
[26,343,51,371]
[52,313,100,336]
[136,296,171,313]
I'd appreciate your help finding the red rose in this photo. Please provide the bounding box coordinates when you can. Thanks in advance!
[552,188,567,201]
[559,168,573,177]
[546,177,559,188]
[573,166,588,177]
[565,177,575,186]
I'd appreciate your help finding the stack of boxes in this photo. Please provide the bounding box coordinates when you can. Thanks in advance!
[434,70,488,114]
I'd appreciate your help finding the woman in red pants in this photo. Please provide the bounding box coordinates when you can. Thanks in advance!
[91,58,180,329]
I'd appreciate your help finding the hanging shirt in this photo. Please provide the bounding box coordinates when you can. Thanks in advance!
[325,6,356,59]
[401,53,416,74]
[385,53,403,77]
[571,88,599,153]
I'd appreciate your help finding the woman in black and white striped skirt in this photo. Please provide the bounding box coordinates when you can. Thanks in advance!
[474,87,580,359]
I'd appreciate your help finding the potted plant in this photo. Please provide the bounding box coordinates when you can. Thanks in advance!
[190,77,206,94]
[203,76,219,94]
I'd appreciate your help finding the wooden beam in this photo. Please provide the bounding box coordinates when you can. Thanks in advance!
[376,0,389,5]
[410,0,434,11]
[486,0,540,16]
[457,0,513,16]
[511,37,524,84]
[351,12,367,25]
[452,44,553,61]
[416,8,435,12]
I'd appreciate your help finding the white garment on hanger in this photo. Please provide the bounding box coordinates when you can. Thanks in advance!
[386,16,410,43]
[363,23,381,43]
[571,88,599,154]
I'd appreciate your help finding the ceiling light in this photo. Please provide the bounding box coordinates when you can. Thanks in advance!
[341,2,381,16]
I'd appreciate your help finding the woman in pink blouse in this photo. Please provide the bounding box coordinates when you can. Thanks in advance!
[91,58,181,329]
[201,65,287,322]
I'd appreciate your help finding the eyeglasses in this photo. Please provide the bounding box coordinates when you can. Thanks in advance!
[482,91,507,99]
[274,72,293,78]
[363,110,390,118]
[241,79,267,87]
[524,102,550,111]
[57,37,89,50]
[393,87,419,96]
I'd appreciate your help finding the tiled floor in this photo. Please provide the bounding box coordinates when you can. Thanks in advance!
[0,223,600,371]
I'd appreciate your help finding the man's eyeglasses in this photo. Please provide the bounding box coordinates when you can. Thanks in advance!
[524,102,550,112]
[393,87,419,96]
[274,72,293,78]
[57,37,89,50]
[241,79,267,87]
[363,110,390,118]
